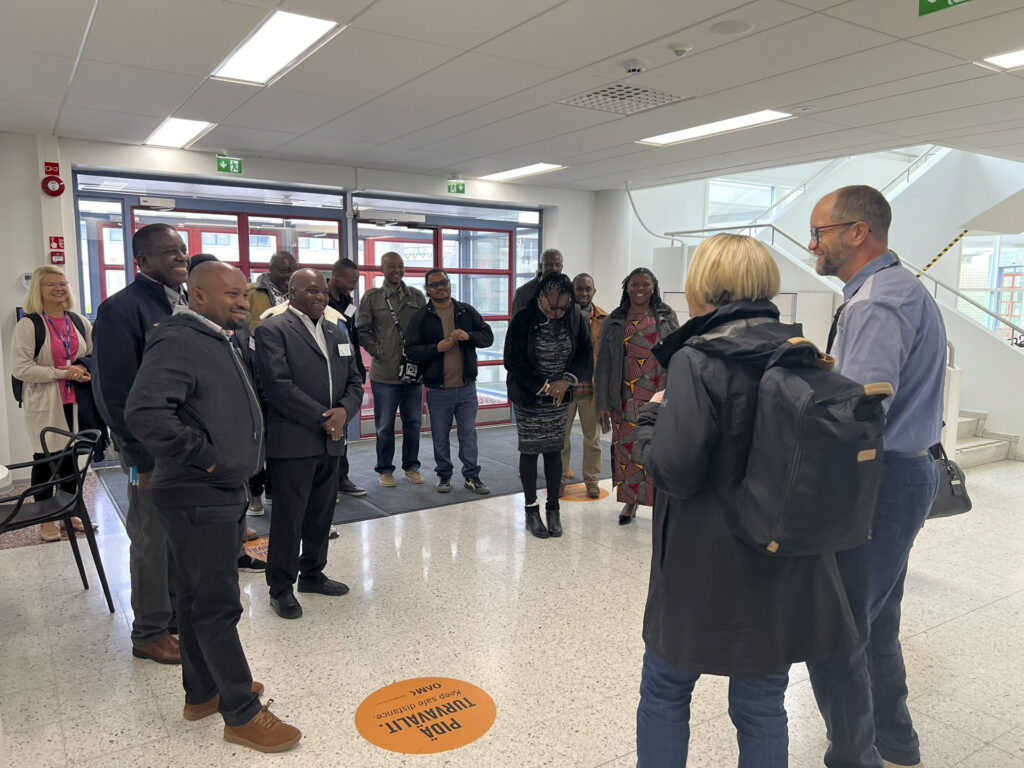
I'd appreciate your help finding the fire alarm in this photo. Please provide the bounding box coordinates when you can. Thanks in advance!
[41,175,65,197]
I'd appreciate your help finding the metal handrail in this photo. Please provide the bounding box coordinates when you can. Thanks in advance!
[743,156,850,227]
[663,224,1024,339]
[880,145,942,195]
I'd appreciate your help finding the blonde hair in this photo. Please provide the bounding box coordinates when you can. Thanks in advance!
[24,266,74,315]
[686,233,780,307]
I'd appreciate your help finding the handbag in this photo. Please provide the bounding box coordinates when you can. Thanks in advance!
[928,443,972,519]
[383,294,422,385]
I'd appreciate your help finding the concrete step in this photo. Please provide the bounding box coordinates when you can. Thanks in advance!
[957,415,978,439]
[955,435,1010,468]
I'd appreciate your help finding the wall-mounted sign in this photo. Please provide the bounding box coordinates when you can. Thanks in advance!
[49,251,65,265]
[919,0,972,16]
[44,162,60,175]
[355,677,496,754]
[217,155,242,174]
[49,236,65,250]
[447,180,466,194]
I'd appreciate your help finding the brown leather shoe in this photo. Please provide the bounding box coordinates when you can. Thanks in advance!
[39,522,61,542]
[132,635,182,665]
[223,699,301,752]
[184,682,265,721]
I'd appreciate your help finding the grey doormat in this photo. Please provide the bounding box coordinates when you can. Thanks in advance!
[96,425,610,530]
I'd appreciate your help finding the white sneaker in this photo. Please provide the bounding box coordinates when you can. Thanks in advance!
[328,525,339,540]
[247,497,265,516]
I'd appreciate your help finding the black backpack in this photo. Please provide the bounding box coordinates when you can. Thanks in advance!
[730,337,893,557]
[11,312,87,407]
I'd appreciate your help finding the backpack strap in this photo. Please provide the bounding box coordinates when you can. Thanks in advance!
[766,337,835,371]
[67,311,87,340]
[28,314,46,360]
[863,382,894,398]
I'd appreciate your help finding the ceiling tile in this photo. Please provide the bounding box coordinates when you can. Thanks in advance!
[273,28,462,101]
[65,61,203,117]
[477,0,751,70]
[221,88,359,133]
[56,106,164,144]
[270,135,376,163]
[779,0,846,9]
[711,41,962,111]
[313,102,452,143]
[869,98,1024,139]
[0,49,75,103]
[826,0,1024,42]
[352,0,562,49]
[0,98,59,134]
[909,7,1024,62]
[278,0,376,21]
[191,125,300,154]
[0,0,93,55]
[796,63,988,112]
[82,0,268,77]
[174,80,262,123]
[632,14,895,98]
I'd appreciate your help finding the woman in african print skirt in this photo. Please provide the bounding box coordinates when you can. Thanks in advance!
[595,268,678,525]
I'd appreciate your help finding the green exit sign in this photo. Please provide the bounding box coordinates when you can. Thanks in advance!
[447,180,466,194]
[919,0,973,16]
[217,155,242,174]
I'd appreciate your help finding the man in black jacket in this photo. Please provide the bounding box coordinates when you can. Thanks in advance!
[125,262,300,752]
[405,269,494,494]
[92,222,184,665]
[255,269,364,620]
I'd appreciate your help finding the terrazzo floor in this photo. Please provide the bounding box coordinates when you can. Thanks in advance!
[1,460,1023,767]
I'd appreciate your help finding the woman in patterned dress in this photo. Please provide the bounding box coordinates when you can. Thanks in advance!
[595,268,679,525]
[504,273,594,539]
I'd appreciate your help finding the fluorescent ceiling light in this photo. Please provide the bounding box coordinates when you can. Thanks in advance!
[144,118,215,148]
[213,11,341,85]
[478,163,565,182]
[982,47,1024,71]
[638,109,793,146]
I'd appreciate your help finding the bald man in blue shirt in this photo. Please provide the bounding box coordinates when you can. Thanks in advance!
[806,185,946,768]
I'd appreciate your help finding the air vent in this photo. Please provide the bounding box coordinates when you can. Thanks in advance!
[559,85,686,116]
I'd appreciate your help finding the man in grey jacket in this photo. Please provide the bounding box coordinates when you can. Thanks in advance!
[355,252,426,487]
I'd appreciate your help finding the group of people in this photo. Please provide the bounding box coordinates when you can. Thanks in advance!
[10,182,945,765]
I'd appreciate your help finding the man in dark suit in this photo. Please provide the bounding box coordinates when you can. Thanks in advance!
[255,268,364,620]
[92,222,184,665]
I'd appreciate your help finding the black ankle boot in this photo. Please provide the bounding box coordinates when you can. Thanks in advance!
[525,504,549,539]
[546,505,562,537]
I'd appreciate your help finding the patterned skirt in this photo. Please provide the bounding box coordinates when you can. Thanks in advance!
[514,401,569,455]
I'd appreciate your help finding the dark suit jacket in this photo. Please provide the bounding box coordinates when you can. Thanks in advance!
[254,309,364,460]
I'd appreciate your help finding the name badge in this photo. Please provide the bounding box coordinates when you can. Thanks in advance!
[338,343,352,356]
[343,304,356,318]
[249,336,256,351]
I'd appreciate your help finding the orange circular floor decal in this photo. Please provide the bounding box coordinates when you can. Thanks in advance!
[355,677,496,754]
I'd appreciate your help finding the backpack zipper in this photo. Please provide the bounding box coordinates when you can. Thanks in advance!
[770,389,812,550]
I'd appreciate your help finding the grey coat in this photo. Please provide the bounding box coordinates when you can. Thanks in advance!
[593,303,679,412]
[355,283,426,384]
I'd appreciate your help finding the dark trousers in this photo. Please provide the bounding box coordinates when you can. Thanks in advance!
[337,445,350,488]
[157,500,260,727]
[808,454,938,768]
[266,454,340,597]
[371,380,422,474]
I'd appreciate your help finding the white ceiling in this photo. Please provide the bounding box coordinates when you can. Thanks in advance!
[2,0,1024,191]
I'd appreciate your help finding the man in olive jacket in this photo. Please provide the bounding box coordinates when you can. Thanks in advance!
[355,251,426,486]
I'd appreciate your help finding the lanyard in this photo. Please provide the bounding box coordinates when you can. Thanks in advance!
[43,313,75,392]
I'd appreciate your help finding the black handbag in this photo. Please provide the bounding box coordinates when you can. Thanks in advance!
[928,443,971,519]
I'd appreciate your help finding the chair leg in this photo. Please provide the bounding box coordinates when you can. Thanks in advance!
[79,512,115,614]
[63,516,89,590]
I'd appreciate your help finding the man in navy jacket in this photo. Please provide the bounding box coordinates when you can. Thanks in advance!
[92,223,185,665]
[255,269,364,620]
[404,268,494,494]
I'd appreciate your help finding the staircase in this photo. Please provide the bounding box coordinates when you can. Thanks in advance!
[956,410,1019,468]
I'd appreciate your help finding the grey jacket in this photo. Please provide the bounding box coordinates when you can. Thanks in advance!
[593,303,679,412]
[355,282,426,384]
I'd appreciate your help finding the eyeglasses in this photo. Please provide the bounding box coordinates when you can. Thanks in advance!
[42,282,70,289]
[427,278,450,289]
[809,222,861,244]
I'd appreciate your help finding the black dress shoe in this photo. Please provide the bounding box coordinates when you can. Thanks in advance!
[297,576,350,596]
[618,514,635,525]
[270,591,302,619]
[546,506,562,537]
[337,478,368,497]
[525,504,549,539]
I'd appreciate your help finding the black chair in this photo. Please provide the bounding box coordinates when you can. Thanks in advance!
[0,427,114,613]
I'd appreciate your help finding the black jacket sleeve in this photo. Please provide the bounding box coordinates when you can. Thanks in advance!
[503,311,546,396]
[403,307,438,363]
[466,305,494,349]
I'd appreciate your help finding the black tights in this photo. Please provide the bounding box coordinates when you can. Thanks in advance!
[519,451,562,510]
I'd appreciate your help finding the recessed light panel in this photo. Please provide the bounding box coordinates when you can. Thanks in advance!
[478,163,565,182]
[144,118,215,148]
[638,110,793,147]
[213,11,340,85]
[983,47,1024,71]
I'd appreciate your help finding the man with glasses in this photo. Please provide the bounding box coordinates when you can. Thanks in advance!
[356,252,427,487]
[806,186,946,768]
[511,247,563,316]
[405,269,494,494]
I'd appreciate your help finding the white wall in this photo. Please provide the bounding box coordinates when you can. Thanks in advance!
[0,131,599,469]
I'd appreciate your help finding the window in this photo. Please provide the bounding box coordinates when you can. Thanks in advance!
[958,234,1024,337]
[706,179,791,229]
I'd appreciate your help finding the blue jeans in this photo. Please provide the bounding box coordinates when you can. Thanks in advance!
[637,648,790,768]
[371,380,423,474]
[808,454,938,768]
[426,383,480,480]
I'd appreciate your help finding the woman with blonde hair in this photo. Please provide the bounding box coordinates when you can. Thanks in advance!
[10,266,97,541]
[634,234,856,767]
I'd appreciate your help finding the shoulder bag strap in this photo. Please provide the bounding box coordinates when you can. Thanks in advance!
[382,293,408,344]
